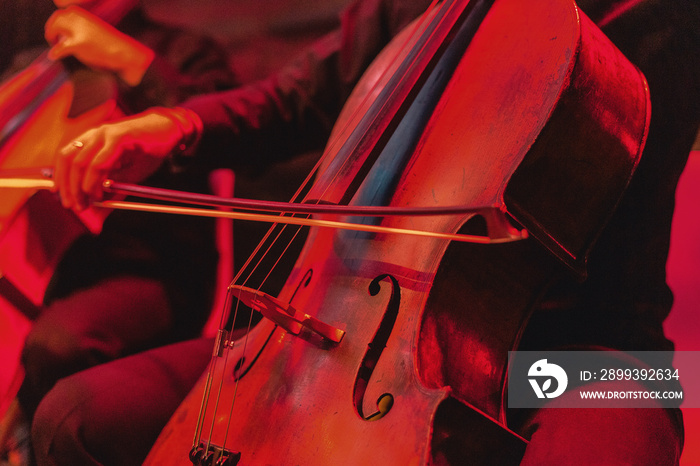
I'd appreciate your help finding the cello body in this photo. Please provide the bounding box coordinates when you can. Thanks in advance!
[0,0,137,316]
[0,0,135,413]
[0,70,118,316]
[146,0,649,464]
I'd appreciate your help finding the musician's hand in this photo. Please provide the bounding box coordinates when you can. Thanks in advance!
[54,107,201,210]
[45,5,154,86]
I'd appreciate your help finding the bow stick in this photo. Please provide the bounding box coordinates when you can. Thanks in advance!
[0,168,528,243]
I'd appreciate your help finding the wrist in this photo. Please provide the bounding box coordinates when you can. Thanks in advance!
[150,107,204,170]
[118,41,155,86]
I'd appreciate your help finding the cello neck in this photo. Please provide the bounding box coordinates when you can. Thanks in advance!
[309,0,492,204]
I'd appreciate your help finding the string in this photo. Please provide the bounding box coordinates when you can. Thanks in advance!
[0,2,496,452]
[195,0,482,456]
[0,0,487,455]
[191,0,428,454]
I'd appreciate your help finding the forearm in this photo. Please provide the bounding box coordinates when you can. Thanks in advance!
[116,10,238,112]
[179,31,346,171]
[176,0,431,171]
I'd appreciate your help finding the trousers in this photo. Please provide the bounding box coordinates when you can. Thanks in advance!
[31,337,683,465]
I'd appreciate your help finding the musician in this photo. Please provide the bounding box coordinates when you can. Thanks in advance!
[0,0,237,110]
[0,1,238,462]
[25,0,700,464]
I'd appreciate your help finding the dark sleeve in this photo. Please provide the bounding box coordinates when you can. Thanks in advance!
[0,0,56,73]
[115,9,238,113]
[179,0,432,172]
[521,0,700,353]
[0,3,238,111]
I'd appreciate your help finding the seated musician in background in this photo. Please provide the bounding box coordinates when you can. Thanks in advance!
[0,0,237,109]
[0,0,238,462]
[18,0,700,464]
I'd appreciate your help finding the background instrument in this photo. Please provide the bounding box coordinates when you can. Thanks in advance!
[0,0,138,418]
[0,0,137,316]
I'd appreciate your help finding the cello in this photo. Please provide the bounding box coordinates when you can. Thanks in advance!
[0,0,138,318]
[0,0,169,424]
[129,0,648,463]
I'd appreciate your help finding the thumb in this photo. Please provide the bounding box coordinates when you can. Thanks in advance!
[47,38,73,61]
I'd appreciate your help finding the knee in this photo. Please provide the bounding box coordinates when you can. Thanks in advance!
[31,377,94,466]
[21,324,95,393]
[519,406,682,465]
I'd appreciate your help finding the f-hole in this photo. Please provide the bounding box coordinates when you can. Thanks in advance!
[353,274,400,421]
[291,269,313,301]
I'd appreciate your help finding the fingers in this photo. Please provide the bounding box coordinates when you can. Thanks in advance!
[44,6,152,84]
[44,10,65,46]
[45,7,80,59]
[56,139,91,210]
[55,133,114,210]
[54,111,182,211]
[55,141,80,209]
[46,38,71,62]
[45,6,99,61]
[82,144,120,203]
